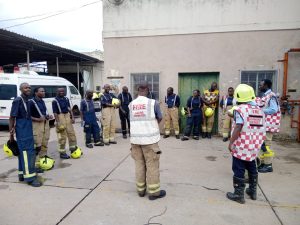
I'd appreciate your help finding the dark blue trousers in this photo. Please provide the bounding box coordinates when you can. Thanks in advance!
[84,121,101,144]
[232,156,257,179]
[184,113,202,137]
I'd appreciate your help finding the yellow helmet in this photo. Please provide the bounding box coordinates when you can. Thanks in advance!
[71,147,82,159]
[234,84,255,103]
[3,140,19,157]
[205,107,214,118]
[112,98,120,106]
[181,107,188,117]
[40,156,55,170]
[227,106,238,117]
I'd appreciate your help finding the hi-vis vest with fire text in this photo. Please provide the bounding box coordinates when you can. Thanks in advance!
[231,104,266,161]
[255,91,281,133]
[130,96,160,145]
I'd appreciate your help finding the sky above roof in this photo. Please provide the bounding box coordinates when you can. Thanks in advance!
[0,0,103,52]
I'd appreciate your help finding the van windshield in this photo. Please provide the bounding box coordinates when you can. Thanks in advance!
[0,84,17,100]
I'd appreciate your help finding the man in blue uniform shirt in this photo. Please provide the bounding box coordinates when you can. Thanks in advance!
[29,87,53,171]
[9,83,42,187]
[118,86,133,139]
[163,87,180,139]
[52,87,78,159]
[80,90,104,148]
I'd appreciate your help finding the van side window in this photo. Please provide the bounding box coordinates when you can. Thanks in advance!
[69,86,79,95]
[0,84,17,100]
[30,85,67,98]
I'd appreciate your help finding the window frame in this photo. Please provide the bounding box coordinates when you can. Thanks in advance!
[130,73,160,100]
[240,70,278,95]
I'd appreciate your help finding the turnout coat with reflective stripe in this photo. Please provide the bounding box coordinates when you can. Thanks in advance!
[255,91,281,133]
[231,104,266,161]
[129,96,160,145]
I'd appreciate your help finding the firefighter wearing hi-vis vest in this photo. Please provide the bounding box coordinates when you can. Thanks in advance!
[130,84,166,200]
[9,83,42,187]
[29,87,55,171]
[52,87,81,159]
[256,79,281,173]
[220,87,236,142]
[80,90,104,148]
[100,84,119,145]
[163,87,180,139]
[227,84,266,204]
[202,82,219,139]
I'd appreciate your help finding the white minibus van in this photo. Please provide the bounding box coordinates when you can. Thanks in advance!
[0,71,81,125]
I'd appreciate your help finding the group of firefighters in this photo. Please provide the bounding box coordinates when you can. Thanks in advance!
[3,79,281,203]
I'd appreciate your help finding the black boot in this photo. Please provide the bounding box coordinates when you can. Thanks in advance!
[202,132,207,138]
[226,176,245,204]
[258,164,273,173]
[246,174,258,200]
[207,132,212,139]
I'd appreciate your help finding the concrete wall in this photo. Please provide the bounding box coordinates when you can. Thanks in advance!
[103,29,300,138]
[103,0,300,38]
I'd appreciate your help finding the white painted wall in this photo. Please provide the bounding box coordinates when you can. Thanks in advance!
[103,0,300,38]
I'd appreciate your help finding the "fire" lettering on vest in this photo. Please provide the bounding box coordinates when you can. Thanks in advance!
[133,104,146,110]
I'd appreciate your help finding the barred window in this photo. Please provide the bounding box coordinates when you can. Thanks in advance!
[131,73,159,100]
[241,71,277,96]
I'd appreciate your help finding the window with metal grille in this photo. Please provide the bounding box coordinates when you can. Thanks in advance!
[131,73,159,100]
[240,71,277,96]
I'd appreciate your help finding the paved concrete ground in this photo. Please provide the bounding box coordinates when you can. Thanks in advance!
[0,123,299,225]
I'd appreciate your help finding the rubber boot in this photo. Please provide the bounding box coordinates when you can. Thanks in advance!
[226,176,245,204]
[258,164,273,173]
[207,132,212,139]
[202,132,207,138]
[246,174,258,200]
[149,190,166,200]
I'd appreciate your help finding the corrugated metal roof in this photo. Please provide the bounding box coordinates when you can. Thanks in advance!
[0,28,101,65]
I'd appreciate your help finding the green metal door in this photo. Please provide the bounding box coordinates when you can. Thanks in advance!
[179,72,220,134]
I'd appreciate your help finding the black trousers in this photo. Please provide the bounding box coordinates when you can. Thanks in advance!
[232,156,257,179]
[119,107,130,135]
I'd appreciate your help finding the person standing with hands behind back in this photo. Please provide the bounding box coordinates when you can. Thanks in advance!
[118,86,132,139]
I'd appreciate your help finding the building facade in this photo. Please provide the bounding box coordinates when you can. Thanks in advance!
[103,0,300,138]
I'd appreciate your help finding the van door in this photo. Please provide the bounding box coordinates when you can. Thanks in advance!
[68,86,81,116]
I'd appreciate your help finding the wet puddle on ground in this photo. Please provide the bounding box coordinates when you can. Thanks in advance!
[205,156,217,161]
[55,162,72,169]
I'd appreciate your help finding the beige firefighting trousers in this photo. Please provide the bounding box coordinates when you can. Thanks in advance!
[131,143,161,195]
[101,107,116,143]
[222,106,233,138]
[55,113,77,153]
[202,106,215,133]
[33,120,50,166]
[164,107,179,135]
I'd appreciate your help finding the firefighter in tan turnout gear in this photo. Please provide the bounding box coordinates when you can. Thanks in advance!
[52,87,81,159]
[129,84,166,200]
[29,87,55,171]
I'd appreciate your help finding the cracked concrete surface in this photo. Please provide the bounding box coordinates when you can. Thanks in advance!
[0,123,299,225]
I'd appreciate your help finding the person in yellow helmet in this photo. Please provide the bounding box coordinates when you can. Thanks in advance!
[227,84,266,204]
[202,82,219,139]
